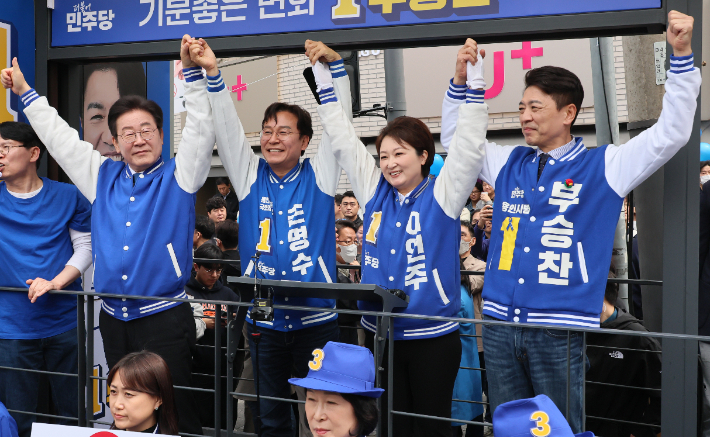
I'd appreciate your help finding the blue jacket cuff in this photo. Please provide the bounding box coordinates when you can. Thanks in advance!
[669,54,694,74]
[329,60,347,78]
[206,71,226,92]
[466,89,485,104]
[183,67,205,83]
[318,87,337,104]
[447,78,467,101]
[21,89,40,107]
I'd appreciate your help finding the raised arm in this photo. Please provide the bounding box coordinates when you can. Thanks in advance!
[605,12,700,197]
[174,36,217,194]
[2,59,105,201]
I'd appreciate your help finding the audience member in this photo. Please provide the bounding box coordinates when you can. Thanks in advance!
[216,219,241,282]
[0,122,92,437]
[289,342,382,437]
[699,177,710,434]
[465,181,492,217]
[340,190,363,228]
[108,351,180,434]
[214,176,240,220]
[701,161,710,189]
[471,205,492,261]
[335,220,361,345]
[206,196,228,227]
[194,214,216,249]
[492,395,593,437]
[585,272,661,437]
[356,223,364,257]
[481,181,494,203]
[335,193,345,220]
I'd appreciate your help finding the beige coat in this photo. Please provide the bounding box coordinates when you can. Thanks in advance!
[463,254,486,352]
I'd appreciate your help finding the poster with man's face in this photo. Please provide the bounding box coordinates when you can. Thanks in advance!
[82,63,147,161]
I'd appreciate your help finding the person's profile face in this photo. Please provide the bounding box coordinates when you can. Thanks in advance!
[84,69,122,160]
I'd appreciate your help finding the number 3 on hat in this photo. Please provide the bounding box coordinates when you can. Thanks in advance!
[308,348,325,371]
[530,411,551,436]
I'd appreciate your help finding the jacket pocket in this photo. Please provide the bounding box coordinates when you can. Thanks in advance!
[167,243,183,279]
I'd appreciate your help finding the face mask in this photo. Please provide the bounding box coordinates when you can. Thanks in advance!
[459,238,471,255]
[701,175,710,185]
[340,244,358,264]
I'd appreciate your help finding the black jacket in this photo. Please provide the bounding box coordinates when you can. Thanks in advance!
[585,308,661,437]
[699,181,710,335]
[213,190,240,220]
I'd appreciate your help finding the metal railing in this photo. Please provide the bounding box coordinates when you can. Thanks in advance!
[0,270,695,437]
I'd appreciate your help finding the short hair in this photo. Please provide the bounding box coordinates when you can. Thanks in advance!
[107,352,179,435]
[524,66,584,125]
[262,102,313,156]
[341,190,358,205]
[216,220,239,250]
[474,181,483,192]
[336,219,358,236]
[108,95,163,139]
[340,393,379,436]
[605,270,619,305]
[701,161,710,171]
[334,193,344,206]
[0,122,46,168]
[206,196,227,214]
[215,177,231,186]
[83,63,147,105]
[195,215,215,240]
[375,116,435,177]
[461,220,476,239]
[193,243,223,269]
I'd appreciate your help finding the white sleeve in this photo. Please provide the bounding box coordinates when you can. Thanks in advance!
[434,102,488,218]
[188,295,206,340]
[604,60,702,197]
[317,102,381,211]
[441,81,517,189]
[311,62,352,197]
[66,229,92,273]
[174,71,217,194]
[207,76,261,201]
[22,90,106,202]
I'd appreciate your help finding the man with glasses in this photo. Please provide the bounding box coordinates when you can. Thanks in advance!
[202,38,351,436]
[1,36,216,435]
[0,122,92,437]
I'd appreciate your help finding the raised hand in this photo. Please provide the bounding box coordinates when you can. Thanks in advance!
[667,10,693,57]
[454,39,485,86]
[190,38,218,77]
[180,34,199,69]
[1,58,31,96]
[304,40,342,65]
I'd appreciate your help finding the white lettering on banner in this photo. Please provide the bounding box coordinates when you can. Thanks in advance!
[260,0,314,18]
[257,261,276,276]
[287,204,312,275]
[139,0,249,26]
[67,2,114,32]
[166,0,191,25]
[221,0,247,21]
[501,202,530,215]
[363,252,380,269]
[404,212,427,289]
[538,182,582,285]
[193,0,219,23]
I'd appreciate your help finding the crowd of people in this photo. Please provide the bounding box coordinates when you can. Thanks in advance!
[0,9,701,437]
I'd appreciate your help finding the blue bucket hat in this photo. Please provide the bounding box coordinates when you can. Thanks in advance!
[493,395,594,437]
[289,342,384,398]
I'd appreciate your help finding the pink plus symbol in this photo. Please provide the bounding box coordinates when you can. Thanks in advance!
[511,42,543,70]
[231,75,248,101]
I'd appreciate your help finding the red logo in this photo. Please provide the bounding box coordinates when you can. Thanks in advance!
[91,432,119,437]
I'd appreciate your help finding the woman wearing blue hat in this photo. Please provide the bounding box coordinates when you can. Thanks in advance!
[290,341,383,437]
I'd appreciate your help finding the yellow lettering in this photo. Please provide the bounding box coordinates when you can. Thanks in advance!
[369,0,407,14]
[256,218,272,252]
[498,216,520,271]
[365,211,383,245]
[530,411,551,436]
[332,0,360,18]
[308,348,325,371]
[453,0,490,6]
[410,0,446,11]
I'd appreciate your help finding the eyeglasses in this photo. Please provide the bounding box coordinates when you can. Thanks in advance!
[204,268,224,275]
[118,128,158,143]
[0,144,25,155]
[260,128,296,140]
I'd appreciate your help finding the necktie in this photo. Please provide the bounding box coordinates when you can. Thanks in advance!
[537,153,549,181]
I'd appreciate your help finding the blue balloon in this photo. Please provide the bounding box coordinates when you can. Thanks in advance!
[430,154,445,177]
[701,143,710,161]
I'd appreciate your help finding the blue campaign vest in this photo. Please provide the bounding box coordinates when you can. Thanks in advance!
[482,140,623,328]
[359,176,461,340]
[92,158,194,321]
[239,159,337,332]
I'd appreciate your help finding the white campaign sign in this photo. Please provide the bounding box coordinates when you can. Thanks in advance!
[31,423,178,437]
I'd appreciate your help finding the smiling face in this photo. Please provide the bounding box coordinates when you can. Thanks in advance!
[260,111,309,177]
[469,186,481,203]
[378,136,428,195]
[112,109,163,173]
[306,390,358,437]
[109,370,161,432]
[84,69,123,161]
[519,85,576,149]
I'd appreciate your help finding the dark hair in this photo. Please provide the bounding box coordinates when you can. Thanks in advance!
[215,177,231,186]
[524,66,584,125]
[474,181,483,192]
[342,191,358,204]
[216,220,239,250]
[336,219,358,236]
[461,220,476,239]
[108,96,163,139]
[262,102,313,156]
[206,196,227,214]
[83,63,146,105]
[375,116,435,177]
[334,193,344,206]
[194,243,224,270]
[339,393,379,437]
[195,215,215,240]
[107,351,179,435]
[0,122,46,168]
[605,270,619,305]
[701,161,710,171]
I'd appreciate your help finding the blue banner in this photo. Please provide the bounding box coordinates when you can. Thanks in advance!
[1,1,35,122]
[51,0,661,47]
